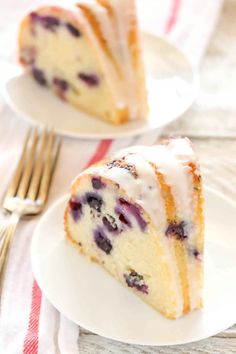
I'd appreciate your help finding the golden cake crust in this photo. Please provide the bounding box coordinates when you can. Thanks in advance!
[64,139,204,319]
[18,5,131,124]
[64,175,181,320]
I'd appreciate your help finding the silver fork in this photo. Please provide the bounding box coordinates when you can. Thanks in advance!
[0,127,61,293]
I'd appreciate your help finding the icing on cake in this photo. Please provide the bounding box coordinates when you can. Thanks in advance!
[64,137,204,319]
[18,0,147,124]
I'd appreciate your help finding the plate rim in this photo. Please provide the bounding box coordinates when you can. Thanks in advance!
[30,186,236,346]
[1,32,199,140]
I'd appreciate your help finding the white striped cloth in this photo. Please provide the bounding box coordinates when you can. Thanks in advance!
[0,1,223,353]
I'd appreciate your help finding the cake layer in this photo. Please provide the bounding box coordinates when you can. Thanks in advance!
[64,137,204,319]
[65,175,183,319]
[18,0,147,124]
[19,6,126,124]
[78,0,147,120]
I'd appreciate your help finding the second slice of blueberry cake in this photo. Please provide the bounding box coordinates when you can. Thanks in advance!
[64,137,204,319]
[18,0,147,124]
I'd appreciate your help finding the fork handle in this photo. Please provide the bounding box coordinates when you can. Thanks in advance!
[0,212,20,294]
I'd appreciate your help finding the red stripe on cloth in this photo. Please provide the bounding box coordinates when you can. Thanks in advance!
[22,139,113,354]
[164,0,181,34]
[23,281,42,354]
[86,139,113,167]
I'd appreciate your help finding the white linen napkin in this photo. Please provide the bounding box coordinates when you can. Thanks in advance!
[137,0,223,66]
[0,0,223,353]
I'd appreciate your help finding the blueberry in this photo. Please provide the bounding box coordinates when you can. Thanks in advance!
[118,199,147,231]
[20,46,36,65]
[102,215,118,233]
[192,249,202,260]
[66,23,81,37]
[30,12,39,21]
[30,13,60,31]
[53,77,69,91]
[78,73,99,87]
[124,271,148,294]
[32,68,47,86]
[193,249,199,257]
[165,221,188,241]
[91,177,104,190]
[85,193,103,212]
[94,229,112,254]
[115,206,132,227]
[69,197,82,221]
[41,16,60,30]
[119,213,130,226]
[40,16,60,31]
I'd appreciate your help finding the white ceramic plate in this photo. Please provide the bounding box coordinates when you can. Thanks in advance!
[31,187,236,346]
[1,33,198,139]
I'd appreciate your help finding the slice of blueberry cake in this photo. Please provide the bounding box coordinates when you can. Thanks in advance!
[18,0,147,124]
[64,137,204,319]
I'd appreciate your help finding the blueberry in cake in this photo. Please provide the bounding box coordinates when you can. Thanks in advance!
[18,0,147,124]
[64,137,204,319]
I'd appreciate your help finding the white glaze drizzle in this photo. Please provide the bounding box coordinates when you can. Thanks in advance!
[81,143,190,316]
[116,139,195,232]
[30,0,146,118]
[78,0,145,119]
[169,139,202,309]
[113,0,147,120]
[76,2,126,108]
[108,138,199,310]
[147,143,193,293]
[111,0,139,119]
[74,138,202,313]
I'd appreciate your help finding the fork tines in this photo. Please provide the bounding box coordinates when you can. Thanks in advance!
[6,127,61,207]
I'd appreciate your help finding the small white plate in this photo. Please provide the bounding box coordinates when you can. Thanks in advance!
[1,33,198,139]
[31,187,236,346]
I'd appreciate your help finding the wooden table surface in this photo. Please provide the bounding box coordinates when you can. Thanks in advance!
[79,1,236,352]
[0,0,235,353]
